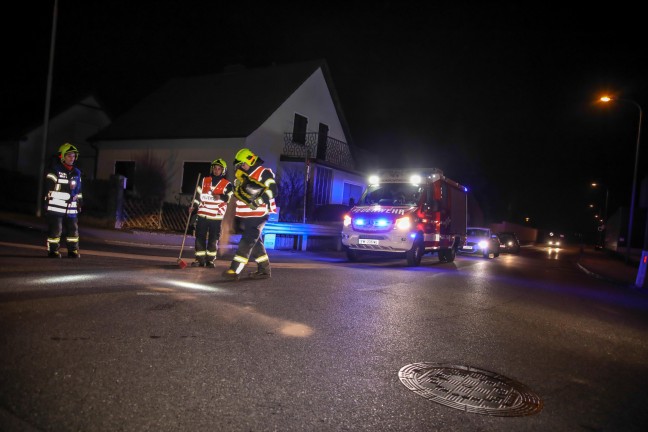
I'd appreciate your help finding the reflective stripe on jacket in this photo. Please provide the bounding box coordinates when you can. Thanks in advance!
[45,163,82,216]
[195,176,232,220]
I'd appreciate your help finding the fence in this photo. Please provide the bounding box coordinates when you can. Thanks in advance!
[121,199,187,232]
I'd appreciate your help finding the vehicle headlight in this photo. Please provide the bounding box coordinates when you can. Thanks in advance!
[343,215,351,227]
[478,240,488,249]
[394,216,411,230]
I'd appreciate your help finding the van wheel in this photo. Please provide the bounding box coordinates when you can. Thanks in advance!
[346,248,360,262]
[438,249,447,262]
[446,247,456,262]
[406,241,424,266]
[438,248,455,263]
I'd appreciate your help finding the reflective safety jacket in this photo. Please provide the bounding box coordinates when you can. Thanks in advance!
[193,175,233,220]
[45,161,83,217]
[234,166,278,218]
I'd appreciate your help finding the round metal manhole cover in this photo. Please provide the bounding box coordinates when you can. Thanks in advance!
[398,363,543,417]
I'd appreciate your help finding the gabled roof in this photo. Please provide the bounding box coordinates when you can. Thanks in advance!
[91,59,354,145]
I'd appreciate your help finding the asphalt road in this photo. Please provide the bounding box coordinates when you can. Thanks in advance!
[1,224,648,431]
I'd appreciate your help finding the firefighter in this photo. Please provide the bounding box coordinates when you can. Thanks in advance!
[45,143,83,258]
[222,148,278,280]
[189,158,233,267]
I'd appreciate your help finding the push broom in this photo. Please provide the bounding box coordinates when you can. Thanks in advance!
[177,173,201,268]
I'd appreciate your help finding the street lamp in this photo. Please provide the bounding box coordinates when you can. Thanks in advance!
[599,96,643,262]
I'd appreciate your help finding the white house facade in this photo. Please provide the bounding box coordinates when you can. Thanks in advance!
[91,60,366,216]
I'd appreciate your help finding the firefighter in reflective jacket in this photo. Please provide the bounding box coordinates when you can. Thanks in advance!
[189,158,233,267]
[222,148,277,280]
[45,143,83,258]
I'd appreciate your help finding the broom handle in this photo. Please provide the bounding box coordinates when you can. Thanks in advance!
[178,173,201,260]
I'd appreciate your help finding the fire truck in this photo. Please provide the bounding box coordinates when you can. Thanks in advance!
[341,168,467,266]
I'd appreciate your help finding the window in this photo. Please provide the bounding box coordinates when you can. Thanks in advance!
[182,162,210,194]
[313,166,332,206]
[115,161,135,191]
[343,183,363,207]
[293,113,308,145]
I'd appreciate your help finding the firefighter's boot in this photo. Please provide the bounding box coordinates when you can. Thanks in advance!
[48,244,61,258]
[191,257,205,267]
[249,265,271,280]
[205,260,215,268]
[221,269,240,281]
[68,249,81,259]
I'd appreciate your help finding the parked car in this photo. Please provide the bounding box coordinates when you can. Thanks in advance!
[460,227,500,258]
[497,231,521,254]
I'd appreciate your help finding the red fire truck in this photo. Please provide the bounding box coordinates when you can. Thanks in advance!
[341,168,467,266]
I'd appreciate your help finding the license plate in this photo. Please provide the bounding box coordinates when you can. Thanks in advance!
[359,239,379,245]
[462,245,473,250]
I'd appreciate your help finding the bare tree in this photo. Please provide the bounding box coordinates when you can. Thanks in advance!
[276,167,305,222]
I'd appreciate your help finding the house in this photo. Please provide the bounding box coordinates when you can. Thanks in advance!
[0,94,111,178]
[90,60,366,221]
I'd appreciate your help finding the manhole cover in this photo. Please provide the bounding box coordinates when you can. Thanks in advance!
[398,363,543,416]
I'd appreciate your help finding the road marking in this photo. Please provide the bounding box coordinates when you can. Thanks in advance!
[0,241,172,262]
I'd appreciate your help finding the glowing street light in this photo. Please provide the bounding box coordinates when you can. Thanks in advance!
[599,96,643,263]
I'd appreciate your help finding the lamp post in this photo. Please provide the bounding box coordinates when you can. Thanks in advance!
[599,96,643,263]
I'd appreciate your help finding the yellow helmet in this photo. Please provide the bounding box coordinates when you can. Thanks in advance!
[211,158,227,175]
[233,148,258,167]
[58,143,79,160]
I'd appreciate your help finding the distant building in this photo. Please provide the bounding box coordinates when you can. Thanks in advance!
[0,94,111,178]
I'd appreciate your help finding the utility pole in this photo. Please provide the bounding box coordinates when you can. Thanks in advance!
[303,148,310,224]
[36,0,58,217]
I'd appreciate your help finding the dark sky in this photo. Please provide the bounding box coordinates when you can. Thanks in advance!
[4,1,648,234]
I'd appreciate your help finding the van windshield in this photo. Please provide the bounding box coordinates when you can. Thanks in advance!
[360,183,422,206]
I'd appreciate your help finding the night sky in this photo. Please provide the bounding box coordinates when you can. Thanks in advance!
[4,1,647,234]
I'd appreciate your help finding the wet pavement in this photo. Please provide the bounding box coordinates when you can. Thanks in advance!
[1,210,646,290]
